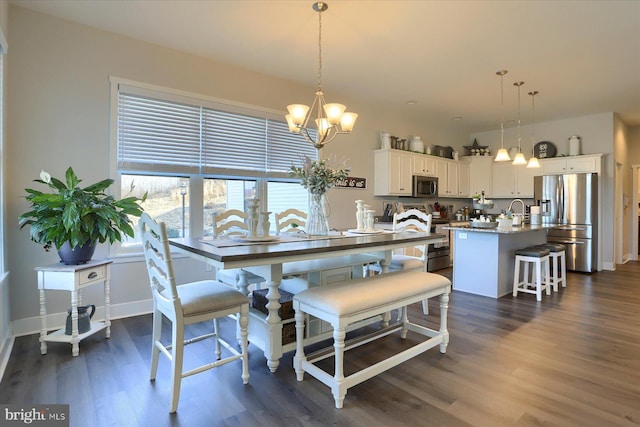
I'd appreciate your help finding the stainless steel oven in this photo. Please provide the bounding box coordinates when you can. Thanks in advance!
[427,219,450,271]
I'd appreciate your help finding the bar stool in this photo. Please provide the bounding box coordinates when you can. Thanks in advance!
[534,243,566,292]
[513,246,551,301]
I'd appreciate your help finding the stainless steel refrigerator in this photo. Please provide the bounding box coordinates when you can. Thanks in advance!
[533,173,598,272]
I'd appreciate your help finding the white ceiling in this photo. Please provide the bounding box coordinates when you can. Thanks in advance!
[11,0,640,133]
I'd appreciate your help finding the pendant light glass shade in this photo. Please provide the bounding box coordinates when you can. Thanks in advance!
[512,152,527,165]
[526,90,541,168]
[526,156,541,168]
[495,148,511,162]
[512,81,527,165]
[494,70,511,162]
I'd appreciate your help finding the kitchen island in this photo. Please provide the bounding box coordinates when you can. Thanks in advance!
[446,223,558,298]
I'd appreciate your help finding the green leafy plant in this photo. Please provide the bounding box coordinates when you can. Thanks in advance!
[289,156,350,195]
[19,167,147,251]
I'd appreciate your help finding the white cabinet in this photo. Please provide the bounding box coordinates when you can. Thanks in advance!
[436,158,459,197]
[374,149,469,198]
[467,156,493,198]
[374,150,412,196]
[457,161,470,198]
[413,155,436,176]
[492,163,539,198]
[539,154,602,175]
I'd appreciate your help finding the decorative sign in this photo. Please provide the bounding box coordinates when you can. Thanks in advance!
[335,177,366,189]
[534,141,557,158]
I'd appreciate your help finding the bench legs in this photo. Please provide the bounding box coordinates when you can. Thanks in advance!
[294,290,450,409]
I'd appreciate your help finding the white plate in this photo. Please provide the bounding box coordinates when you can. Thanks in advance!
[347,229,385,234]
[229,235,280,243]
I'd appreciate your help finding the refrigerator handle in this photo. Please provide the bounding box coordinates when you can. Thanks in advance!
[559,175,565,223]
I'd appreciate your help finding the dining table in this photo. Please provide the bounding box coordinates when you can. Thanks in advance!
[169,230,446,373]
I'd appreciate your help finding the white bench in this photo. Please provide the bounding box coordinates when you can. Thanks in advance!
[292,270,451,409]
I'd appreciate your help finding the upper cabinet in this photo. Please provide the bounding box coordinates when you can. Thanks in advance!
[539,154,603,175]
[374,149,468,198]
[466,156,493,198]
[374,149,413,196]
[413,155,436,176]
[492,163,540,198]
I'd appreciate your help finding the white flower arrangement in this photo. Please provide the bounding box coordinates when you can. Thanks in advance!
[289,156,350,195]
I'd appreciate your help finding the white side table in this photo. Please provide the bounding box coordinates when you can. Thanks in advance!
[36,259,113,356]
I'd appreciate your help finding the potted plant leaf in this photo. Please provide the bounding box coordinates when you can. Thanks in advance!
[19,167,146,264]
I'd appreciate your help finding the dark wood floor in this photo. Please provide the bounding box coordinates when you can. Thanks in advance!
[2,263,640,427]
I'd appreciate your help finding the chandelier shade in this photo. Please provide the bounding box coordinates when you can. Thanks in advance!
[285,2,357,149]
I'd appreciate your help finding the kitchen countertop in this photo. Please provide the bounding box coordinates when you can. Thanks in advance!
[445,223,558,234]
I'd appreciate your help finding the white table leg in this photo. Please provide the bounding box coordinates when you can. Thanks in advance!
[70,290,79,357]
[39,289,47,355]
[104,275,111,338]
[249,263,283,373]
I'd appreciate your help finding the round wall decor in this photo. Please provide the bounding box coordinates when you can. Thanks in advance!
[534,141,557,158]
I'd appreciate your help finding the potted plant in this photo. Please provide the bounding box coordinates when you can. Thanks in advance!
[19,167,146,264]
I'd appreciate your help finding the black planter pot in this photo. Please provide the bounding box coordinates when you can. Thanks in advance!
[57,241,97,265]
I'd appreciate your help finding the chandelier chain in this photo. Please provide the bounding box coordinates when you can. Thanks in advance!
[317,8,323,91]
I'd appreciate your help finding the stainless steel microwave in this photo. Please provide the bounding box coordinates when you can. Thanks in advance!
[412,175,438,198]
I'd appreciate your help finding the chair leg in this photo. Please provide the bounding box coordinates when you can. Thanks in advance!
[535,259,542,301]
[513,257,521,297]
[169,320,185,413]
[332,326,347,409]
[545,257,551,295]
[421,298,429,316]
[238,306,250,385]
[560,251,567,287]
[213,318,222,360]
[150,309,162,381]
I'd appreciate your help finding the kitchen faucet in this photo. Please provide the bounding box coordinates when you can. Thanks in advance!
[508,199,525,217]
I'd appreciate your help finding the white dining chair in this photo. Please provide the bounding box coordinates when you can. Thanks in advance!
[139,213,249,413]
[213,209,266,294]
[371,209,432,315]
[274,208,307,235]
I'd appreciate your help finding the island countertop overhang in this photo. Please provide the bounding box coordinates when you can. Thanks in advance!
[444,223,559,234]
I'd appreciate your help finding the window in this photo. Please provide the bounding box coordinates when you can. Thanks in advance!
[112,78,317,253]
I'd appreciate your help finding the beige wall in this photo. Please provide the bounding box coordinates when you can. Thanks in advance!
[6,6,468,326]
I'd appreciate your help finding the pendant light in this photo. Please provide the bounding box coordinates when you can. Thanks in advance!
[285,2,358,149]
[512,81,527,165]
[494,70,511,162]
[526,90,541,168]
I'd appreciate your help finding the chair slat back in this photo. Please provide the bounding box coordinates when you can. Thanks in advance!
[392,209,432,261]
[213,209,248,237]
[274,208,307,234]
[140,213,178,303]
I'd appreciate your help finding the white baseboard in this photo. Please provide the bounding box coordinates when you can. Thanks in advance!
[12,298,153,338]
[622,253,633,264]
[602,261,616,271]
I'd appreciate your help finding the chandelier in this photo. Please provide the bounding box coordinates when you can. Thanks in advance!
[526,90,541,168]
[512,81,527,165]
[285,2,358,149]
[494,70,511,162]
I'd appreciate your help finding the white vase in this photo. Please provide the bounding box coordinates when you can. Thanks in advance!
[307,192,329,236]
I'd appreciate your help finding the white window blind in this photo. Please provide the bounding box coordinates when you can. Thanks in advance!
[117,86,317,178]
